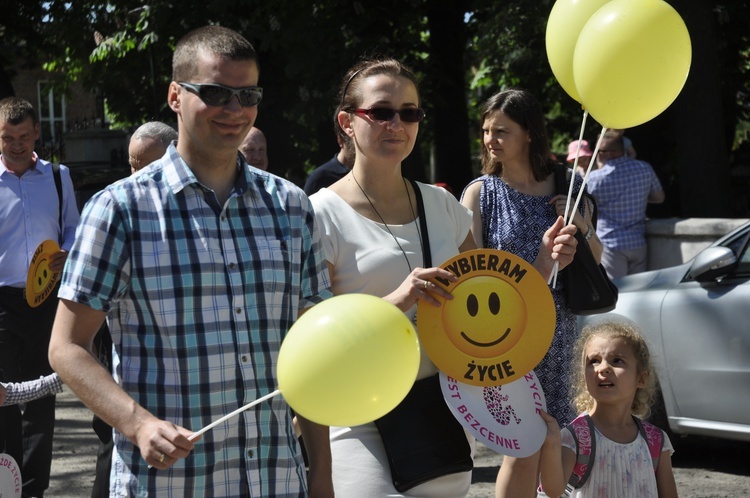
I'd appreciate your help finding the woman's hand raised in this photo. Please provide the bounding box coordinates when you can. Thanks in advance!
[534,216,578,279]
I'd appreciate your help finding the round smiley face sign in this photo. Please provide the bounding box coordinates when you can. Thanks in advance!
[0,452,22,498]
[439,371,547,458]
[26,240,61,308]
[417,249,556,387]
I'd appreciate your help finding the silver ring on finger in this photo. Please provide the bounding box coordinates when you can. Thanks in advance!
[423,280,429,290]
[159,453,166,464]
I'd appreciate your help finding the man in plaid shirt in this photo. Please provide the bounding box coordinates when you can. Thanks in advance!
[49,26,333,497]
[587,130,665,279]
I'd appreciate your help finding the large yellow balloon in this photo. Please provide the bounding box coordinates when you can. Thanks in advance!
[546,0,611,103]
[277,294,420,426]
[573,0,691,129]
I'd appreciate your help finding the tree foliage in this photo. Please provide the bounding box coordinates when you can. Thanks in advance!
[2,0,749,215]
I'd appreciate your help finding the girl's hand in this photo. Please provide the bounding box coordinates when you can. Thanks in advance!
[538,409,570,498]
[539,409,562,448]
[383,267,458,311]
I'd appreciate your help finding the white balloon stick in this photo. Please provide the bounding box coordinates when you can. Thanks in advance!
[188,389,282,441]
[548,110,590,288]
[149,388,282,469]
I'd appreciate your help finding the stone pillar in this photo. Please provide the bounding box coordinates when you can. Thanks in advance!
[646,217,750,270]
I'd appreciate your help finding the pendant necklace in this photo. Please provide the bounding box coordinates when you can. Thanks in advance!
[351,173,423,272]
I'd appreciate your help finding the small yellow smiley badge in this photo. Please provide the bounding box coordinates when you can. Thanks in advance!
[26,240,61,308]
[417,249,556,387]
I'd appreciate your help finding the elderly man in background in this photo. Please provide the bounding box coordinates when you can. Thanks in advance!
[586,130,665,278]
[128,121,178,173]
[238,126,268,171]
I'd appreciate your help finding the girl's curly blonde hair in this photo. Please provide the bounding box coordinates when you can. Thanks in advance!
[570,321,658,418]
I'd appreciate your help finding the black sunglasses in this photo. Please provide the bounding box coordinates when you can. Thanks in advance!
[178,82,263,107]
[350,107,426,124]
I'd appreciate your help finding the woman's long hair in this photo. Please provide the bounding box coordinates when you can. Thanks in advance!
[479,88,554,181]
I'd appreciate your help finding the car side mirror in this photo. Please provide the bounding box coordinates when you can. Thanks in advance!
[688,247,737,283]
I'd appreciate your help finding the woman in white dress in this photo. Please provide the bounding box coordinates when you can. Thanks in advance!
[310,57,576,497]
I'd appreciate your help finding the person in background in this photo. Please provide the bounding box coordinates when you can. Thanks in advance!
[128,121,177,173]
[460,88,596,498]
[610,128,637,159]
[304,113,355,195]
[587,129,664,279]
[0,96,80,498]
[49,25,332,497]
[0,374,63,407]
[238,126,268,171]
[566,139,594,178]
[539,321,678,498]
[91,119,177,498]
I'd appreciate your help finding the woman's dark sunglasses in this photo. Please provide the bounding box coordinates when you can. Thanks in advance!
[178,82,263,107]
[350,107,426,123]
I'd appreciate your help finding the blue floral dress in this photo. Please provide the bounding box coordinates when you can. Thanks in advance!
[469,172,586,425]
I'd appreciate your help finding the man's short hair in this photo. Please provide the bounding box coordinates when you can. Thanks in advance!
[131,121,177,147]
[0,97,37,126]
[601,130,625,152]
[172,25,258,82]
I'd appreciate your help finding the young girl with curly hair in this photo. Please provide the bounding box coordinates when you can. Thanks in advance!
[539,321,678,498]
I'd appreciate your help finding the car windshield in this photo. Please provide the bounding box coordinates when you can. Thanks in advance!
[723,224,750,275]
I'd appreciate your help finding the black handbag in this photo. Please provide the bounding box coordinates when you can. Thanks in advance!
[554,165,618,315]
[374,375,473,492]
[373,180,473,492]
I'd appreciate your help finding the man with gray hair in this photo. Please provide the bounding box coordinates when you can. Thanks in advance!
[587,130,665,278]
[128,121,177,173]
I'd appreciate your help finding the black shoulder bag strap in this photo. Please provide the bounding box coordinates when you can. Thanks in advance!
[408,178,431,267]
[51,162,63,244]
[374,182,472,494]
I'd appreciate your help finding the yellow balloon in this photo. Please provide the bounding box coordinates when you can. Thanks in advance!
[573,0,691,128]
[546,0,612,102]
[277,294,420,426]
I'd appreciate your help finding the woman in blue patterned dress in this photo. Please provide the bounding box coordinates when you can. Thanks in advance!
[461,89,603,498]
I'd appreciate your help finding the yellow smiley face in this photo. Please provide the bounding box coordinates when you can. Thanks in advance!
[26,240,61,308]
[31,257,53,293]
[417,249,556,387]
[442,276,527,358]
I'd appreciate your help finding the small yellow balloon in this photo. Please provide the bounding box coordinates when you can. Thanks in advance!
[573,0,691,128]
[546,0,612,103]
[277,294,420,426]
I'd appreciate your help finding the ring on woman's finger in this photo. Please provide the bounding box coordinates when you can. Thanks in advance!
[159,453,166,464]
[423,280,429,290]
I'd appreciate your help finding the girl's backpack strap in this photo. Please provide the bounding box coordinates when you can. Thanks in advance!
[635,417,664,473]
[565,413,596,492]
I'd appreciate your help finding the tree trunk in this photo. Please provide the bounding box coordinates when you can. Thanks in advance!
[671,0,732,217]
[0,66,15,100]
[425,0,473,196]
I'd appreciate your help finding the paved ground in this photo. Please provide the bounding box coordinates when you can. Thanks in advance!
[45,386,750,497]
[48,387,99,496]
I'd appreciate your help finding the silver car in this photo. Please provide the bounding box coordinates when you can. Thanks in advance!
[578,220,750,442]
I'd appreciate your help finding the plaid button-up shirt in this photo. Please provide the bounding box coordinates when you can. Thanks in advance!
[59,144,331,497]
[586,156,664,250]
